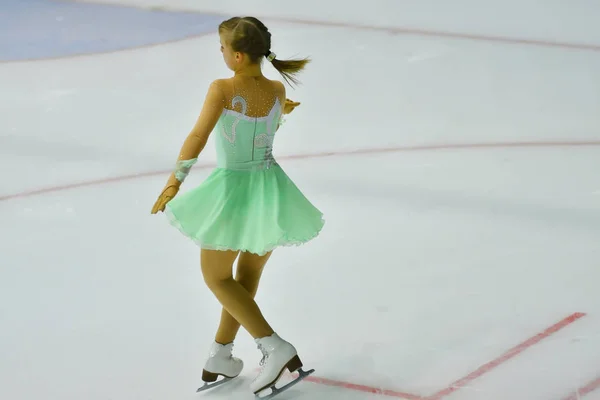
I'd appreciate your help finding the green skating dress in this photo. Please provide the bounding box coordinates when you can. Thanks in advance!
[165,96,324,256]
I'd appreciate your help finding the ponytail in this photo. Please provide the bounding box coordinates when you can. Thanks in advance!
[269,55,311,86]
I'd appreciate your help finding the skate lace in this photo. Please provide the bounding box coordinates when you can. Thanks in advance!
[228,342,235,359]
[257,343,269,367]
[210,342,234,359]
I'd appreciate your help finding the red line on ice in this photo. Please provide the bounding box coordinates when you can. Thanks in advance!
[6,3,600,64]
[280,313,586,399]
[561,375,600,400]
[273,17,600,52]
[2,140,600,202]
[296,373,425,399]
[426,312,587,399]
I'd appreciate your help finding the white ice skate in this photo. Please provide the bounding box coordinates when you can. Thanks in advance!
[250,333,315,399]
[197,341,244,392]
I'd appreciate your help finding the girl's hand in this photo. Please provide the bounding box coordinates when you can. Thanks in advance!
[151,184,179,214]
[283,98,300,114]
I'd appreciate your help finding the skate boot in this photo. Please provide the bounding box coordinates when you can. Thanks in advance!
[196,341,243,392]
[250,333,315,399]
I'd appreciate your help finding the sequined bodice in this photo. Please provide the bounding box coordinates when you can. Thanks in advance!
[215,96,282,171]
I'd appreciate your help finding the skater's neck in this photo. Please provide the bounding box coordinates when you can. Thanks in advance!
[234,63,263,78]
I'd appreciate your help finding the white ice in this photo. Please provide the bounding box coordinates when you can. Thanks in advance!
[1,1,600,400]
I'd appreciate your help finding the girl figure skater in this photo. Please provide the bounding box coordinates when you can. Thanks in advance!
[150,16,324,398]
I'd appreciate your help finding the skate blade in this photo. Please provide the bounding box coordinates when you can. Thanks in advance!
[196,376,234,392]
[255,368,315,399]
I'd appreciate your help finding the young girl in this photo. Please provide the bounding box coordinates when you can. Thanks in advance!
[150,16,324,398]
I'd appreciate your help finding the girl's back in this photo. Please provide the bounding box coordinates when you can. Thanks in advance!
[213,75,286,171]
[217,75,285,118]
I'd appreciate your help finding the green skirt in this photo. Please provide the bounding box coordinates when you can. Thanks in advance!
[164,164,324,256]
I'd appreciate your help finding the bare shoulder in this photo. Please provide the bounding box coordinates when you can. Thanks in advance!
[206,79,231,103]
[271,79,285,93]
[210,78,229,92]
[268,79,286,103]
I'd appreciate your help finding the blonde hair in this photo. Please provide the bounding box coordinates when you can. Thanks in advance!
[218,16,310,86]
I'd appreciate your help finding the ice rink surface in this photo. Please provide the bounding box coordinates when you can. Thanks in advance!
[1,1,599,399]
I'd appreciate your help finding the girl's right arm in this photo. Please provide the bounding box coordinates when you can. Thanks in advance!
[151,81,225,214]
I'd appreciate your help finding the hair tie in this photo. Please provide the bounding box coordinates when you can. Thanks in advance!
[265,51,276,62]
